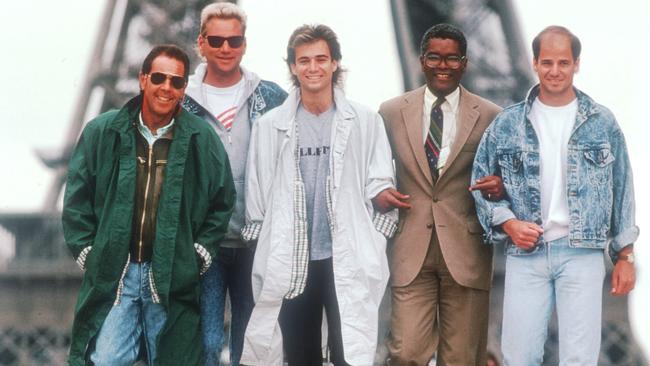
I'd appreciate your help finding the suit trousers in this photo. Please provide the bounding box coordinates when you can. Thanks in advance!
[388,233,490,366]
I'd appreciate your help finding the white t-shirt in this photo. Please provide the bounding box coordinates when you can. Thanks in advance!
[202,78,244,130]
[528,97,578,241]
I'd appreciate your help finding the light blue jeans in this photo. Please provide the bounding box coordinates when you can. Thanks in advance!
[502,236,605,366]
[91,262,167,366]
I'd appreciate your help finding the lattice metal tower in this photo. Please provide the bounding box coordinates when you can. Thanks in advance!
[0,1,645,365]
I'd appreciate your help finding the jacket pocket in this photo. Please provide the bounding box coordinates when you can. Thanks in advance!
[497,151,525,187]
[582,143,614,185]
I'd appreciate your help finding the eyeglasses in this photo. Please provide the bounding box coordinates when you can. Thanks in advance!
[147,72,186,89]
[206,35,245,48]
[424,53,466,69]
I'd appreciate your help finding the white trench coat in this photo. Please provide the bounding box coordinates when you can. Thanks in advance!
[240,89,397,365]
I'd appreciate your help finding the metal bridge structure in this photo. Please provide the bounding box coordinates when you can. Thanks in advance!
[0,0,645,364]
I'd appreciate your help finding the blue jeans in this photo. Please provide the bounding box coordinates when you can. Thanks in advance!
[501,237,605,366]
[201,246,255,366]
[91,262,167,366]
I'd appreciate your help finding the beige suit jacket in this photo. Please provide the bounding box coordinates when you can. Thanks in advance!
[379,85,501,290]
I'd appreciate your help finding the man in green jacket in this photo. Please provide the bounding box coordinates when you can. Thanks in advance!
[62,44,235,366]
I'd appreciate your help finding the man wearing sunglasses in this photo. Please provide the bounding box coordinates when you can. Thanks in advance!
[181,3,287,366]
[63,44,235,365]
[378,23,502,365]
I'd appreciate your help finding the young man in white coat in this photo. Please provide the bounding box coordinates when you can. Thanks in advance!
[240,24,399,366]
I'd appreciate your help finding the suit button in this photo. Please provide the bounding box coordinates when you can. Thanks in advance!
[426,223,433,229]
[432,197,439,202]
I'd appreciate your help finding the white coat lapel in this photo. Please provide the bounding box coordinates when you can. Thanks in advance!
[330,89,355,189]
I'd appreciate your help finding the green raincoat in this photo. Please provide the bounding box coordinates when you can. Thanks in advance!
[62,96,235,365]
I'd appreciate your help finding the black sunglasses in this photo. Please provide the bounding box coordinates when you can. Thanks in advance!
[148,72,186,89]
[206,35,245,48]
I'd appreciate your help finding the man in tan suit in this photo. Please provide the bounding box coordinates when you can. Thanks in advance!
[377,23,501,365]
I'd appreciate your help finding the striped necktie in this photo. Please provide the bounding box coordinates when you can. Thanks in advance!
[424,98,445,180]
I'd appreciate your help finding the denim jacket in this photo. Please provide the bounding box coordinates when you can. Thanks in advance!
[182,76,287,129]
[182,65,287,247]
[471,85,638,260]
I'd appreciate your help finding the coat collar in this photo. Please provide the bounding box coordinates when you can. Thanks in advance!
[271,88,356,189]
[108,95,200,137]
[185,63,261,109]
[272,88,355,131]
[523,84,601,134]
[398,85,481,185]
[399,85,432,186]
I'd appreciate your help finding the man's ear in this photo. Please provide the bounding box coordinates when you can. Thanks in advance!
[138,71,147,92]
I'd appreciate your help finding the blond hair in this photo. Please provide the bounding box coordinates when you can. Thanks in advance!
[199,2,247,36]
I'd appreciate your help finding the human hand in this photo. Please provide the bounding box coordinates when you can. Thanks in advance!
[371,188,411,213]
[502,219,543,250]
[611,247,636,296]
[469,175,505,201]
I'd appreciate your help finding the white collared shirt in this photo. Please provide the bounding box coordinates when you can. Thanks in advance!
[421,86,460,149]
[138,112,175,146]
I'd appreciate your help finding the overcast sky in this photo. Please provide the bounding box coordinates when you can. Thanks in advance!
[1,0,649,358]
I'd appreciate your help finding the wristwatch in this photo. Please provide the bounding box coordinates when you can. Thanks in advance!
[619,253,635,264]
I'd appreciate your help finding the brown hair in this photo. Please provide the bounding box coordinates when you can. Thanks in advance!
[286,24,345,88]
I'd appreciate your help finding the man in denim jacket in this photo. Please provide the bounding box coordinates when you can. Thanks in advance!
[472,26,638,365]
[181,3,287,365]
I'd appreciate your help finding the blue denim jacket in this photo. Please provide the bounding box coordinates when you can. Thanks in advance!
[182,79,287,127]
[471,85,638,260]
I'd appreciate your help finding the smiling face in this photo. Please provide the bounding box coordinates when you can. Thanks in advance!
[139,55,186,127]
[534,32,579,106]
[420,37,467,97]
[290,39,338,97]
[198,17,246,86]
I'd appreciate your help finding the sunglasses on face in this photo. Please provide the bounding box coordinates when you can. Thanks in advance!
[206,35,245,48]
[147,72,186,89]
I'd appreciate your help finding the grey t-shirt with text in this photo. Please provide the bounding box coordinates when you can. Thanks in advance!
[297,104,334,260]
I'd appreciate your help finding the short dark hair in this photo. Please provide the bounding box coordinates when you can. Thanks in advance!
[286,24,344,88]
[141,44,191,80]
[420,23,467,57]
[532,25,581,61]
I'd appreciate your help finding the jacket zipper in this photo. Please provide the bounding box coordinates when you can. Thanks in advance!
[137,145,154,262]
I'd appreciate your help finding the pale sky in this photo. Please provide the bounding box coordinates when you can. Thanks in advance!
[1,0,649,359]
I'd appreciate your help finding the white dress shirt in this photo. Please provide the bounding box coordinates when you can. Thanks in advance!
[421,86,461,169]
